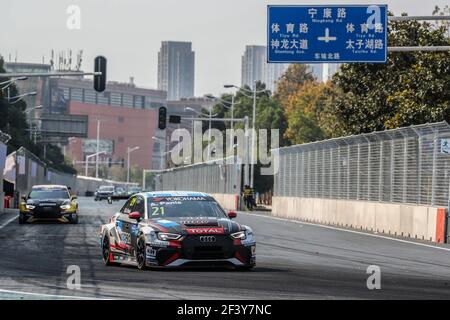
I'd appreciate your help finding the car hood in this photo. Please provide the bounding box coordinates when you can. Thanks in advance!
[26,199,70,206]
[144,217,243,235]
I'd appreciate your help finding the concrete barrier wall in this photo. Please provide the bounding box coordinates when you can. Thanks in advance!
[210,193,239,211]
[272,196,445,243]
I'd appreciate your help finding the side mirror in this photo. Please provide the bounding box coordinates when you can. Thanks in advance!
[128,211,141,220]
[228,211,237,219]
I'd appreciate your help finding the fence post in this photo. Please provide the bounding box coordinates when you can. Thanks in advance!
[357,143,361,200]
[367,138,371,200]
[347,144,350,199]
[330,146,334,198]
[390,139,395,203]
[337,145,341,199]
[379,140,383,202]
[431,131,439,206]
[417,135,422,204]
[322,148,326,198]
[402,136,408,203]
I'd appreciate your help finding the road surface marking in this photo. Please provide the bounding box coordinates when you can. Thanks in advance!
[243,212,450,252]
[0,215,18,230]
[0,288,109,300]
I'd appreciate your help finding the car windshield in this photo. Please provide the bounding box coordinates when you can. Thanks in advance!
[29,190,70,199]
[146,196,227,219]
[99,186,114,191]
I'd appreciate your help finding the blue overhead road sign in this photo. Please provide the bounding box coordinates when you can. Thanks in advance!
[267,5,388,63]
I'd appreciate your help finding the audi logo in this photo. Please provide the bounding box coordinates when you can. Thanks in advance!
[199,236,216,243]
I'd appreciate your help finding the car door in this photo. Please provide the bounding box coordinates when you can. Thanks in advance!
[129,195,145,256]
[116,197,136,256]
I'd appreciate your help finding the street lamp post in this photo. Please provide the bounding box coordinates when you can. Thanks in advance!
[85,151,106,177]
[224,83,267,188]
[152,136,166,170]
[185,107,218,161]
[206,94,237,155]
[23,105,43,140]
[127,146,140,183]
[7,91,37,104]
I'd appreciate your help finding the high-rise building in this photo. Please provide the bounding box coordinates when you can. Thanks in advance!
[158,41,195,100]
[241,45,289,93]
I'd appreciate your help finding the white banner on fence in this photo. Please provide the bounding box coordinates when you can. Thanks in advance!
[17,155,26,175]
[31,161,37,177]
[3,154,15,184]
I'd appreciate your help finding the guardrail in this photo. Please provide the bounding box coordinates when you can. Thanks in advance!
[274,121,450,207]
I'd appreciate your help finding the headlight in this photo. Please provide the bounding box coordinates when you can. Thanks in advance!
[25,204,35,210]
[157,232,181,241]
[60,204,71,210]
[231,231,246,240]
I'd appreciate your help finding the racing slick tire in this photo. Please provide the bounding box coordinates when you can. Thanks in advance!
[101,234,116,266]
[135,235,148,270]
[236,265,254,271]
[70,214,79,224]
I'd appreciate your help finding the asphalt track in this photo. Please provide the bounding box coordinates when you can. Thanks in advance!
[0,197,449,300]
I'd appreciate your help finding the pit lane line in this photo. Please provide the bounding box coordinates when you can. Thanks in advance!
[241,211,450,252]
[0,214,18,230]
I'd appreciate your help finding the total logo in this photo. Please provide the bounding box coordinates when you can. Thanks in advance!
[186,227,224,235]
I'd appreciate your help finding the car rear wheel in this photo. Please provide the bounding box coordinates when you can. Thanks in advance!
[136,236,147,270]
[236,265,254,271]
[71,214,79,224]
[102,235,115,266]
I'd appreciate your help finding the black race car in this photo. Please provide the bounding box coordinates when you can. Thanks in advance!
[19,185,78,224]
[95,185,128,203]
[100,191,256,269]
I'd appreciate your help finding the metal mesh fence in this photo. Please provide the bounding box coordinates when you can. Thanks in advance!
[274,121,450,207]
[160,158,242,195]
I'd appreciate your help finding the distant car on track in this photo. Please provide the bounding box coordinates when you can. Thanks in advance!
[100,191,256,270]
[95,185,128,203]
[126,186,142,197]
[19,184,78,224]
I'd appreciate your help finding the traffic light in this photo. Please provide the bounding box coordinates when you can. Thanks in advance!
[158,106,167,130]
[94,56,107,92]
[121,158,125,168]
[108,158,112,168]
[169,115,181,124]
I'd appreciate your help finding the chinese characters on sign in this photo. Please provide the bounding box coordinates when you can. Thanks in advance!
[267,5,388,63]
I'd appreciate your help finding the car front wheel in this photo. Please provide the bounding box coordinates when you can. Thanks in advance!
[136,236,147,270]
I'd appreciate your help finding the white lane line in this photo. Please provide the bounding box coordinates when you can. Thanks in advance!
[241,212,450,252]
[0,288,109,300]
[0,215,18,230]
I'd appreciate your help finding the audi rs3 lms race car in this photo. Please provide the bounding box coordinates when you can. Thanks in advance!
[19,184,79,224]
[100,191,256,269]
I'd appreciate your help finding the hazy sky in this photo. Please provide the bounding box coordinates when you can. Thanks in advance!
[1,0,448,96]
